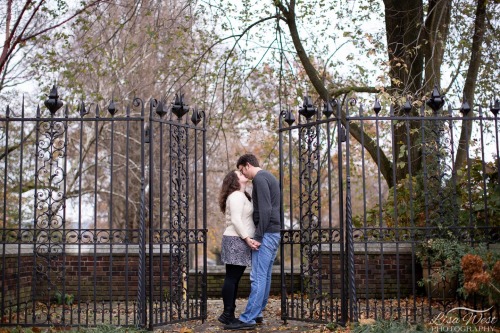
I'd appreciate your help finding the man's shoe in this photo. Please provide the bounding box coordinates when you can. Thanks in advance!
[224,319,256,330]
[255,317,263,324]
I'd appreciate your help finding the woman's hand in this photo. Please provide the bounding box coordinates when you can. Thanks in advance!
[244,237,260,250]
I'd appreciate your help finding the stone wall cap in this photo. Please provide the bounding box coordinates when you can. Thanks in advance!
[1,243,172,255]
[320,242,414,253]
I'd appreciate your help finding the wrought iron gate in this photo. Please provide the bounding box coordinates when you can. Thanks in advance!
[0,87,207,329]
[278,98,351,325]
[278,93,500,325]
[144,95,207,329]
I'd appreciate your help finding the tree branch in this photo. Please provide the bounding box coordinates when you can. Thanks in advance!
[279,1,393,186]
[0,0,104,84]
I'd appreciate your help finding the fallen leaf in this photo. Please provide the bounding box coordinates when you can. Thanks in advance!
[358,318,376,325]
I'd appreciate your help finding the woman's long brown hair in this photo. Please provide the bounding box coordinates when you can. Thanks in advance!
[218,171,251,213]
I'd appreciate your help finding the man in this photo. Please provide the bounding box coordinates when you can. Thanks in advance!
[224,153,281,330]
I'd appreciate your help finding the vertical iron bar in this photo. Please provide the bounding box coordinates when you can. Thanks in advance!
[344,103,352,321]
[108,110,115,323]
[325,114,333,323]
[336,102,345,325]
[278,110,286,323]
[419,104,432,316]
[298,115,304,318]
[278,111,293,324]
[359,104,369,319]
[374,105,384,318]
[201,111,208,321]
[175,118,181,320]
[403,107,415,320]
[464,109,473,238]
[93,105,100,326]
[17,102,26,325]
[315,113,323,320]
[447,106,459,230]
[159,116,164,324]
[138,177,146,328]
[176,117,184,320]
[477,106,489,230]
[168,110,174,322]
[62,105,69,325]
[77,103,85,325]
[135,98,146,328]
[192,116,199,319]
[125,105,131,325]
[304,120,312,319]
[390,105,400,320]
[286,118,294,324]
[1,105,10,322]
[345,102,357,322]
[47,114,54,325]
[495,114,500,195]
[148,100,155,330]
[305,121,311,319]
[479,105,490,233]
[31,105,41,323]
[185,116,191,319]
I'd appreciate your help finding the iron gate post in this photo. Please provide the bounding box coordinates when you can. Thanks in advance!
[344,101,358,322]
[135,97,147,328]
[278,109,287,324]
[337,102,348,326]
[147,99,155,330]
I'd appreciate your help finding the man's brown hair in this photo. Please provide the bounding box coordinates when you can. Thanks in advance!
[236,153,260,168]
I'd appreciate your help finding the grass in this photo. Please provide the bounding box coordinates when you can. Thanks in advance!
[350,320,428,332]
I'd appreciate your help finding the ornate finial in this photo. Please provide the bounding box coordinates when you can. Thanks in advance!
[44,85,63,115]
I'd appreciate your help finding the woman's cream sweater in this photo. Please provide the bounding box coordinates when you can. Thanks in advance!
[223,191,255,239]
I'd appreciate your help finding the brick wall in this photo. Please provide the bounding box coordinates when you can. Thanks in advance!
[1,253,33,304]
[1,243,417,305]
[319,244,419,298]
[1,244,176,304]
[203,244,416,298]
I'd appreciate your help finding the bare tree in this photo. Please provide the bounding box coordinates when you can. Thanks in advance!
[0,0,105,92]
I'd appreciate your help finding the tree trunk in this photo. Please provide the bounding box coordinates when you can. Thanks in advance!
[384,0,424,185]
[384,0,424,97]
[454,0,487,171]
[422,0,452,94]
[278,0,394,187]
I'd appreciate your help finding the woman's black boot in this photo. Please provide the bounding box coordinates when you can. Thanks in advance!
[218,307,235,325]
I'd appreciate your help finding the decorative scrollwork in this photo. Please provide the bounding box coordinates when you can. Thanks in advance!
[297,120,323,311]
[33,117,67,325]
[133,97,144,108]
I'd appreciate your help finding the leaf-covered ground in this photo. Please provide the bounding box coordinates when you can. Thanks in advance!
[154,297,328,332]
[153,297,500,333]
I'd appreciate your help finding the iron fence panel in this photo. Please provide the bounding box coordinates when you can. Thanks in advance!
[0,90,207,329]
[278,96,500,325]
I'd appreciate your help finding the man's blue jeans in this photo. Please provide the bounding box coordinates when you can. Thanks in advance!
[239,232,280,324]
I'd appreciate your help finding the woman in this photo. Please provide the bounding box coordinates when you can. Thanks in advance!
[217,170,255,325]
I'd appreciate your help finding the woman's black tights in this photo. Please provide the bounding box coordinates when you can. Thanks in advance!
[221,264,246,312]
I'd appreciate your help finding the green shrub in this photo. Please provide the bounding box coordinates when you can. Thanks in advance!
[352,320,427,333]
